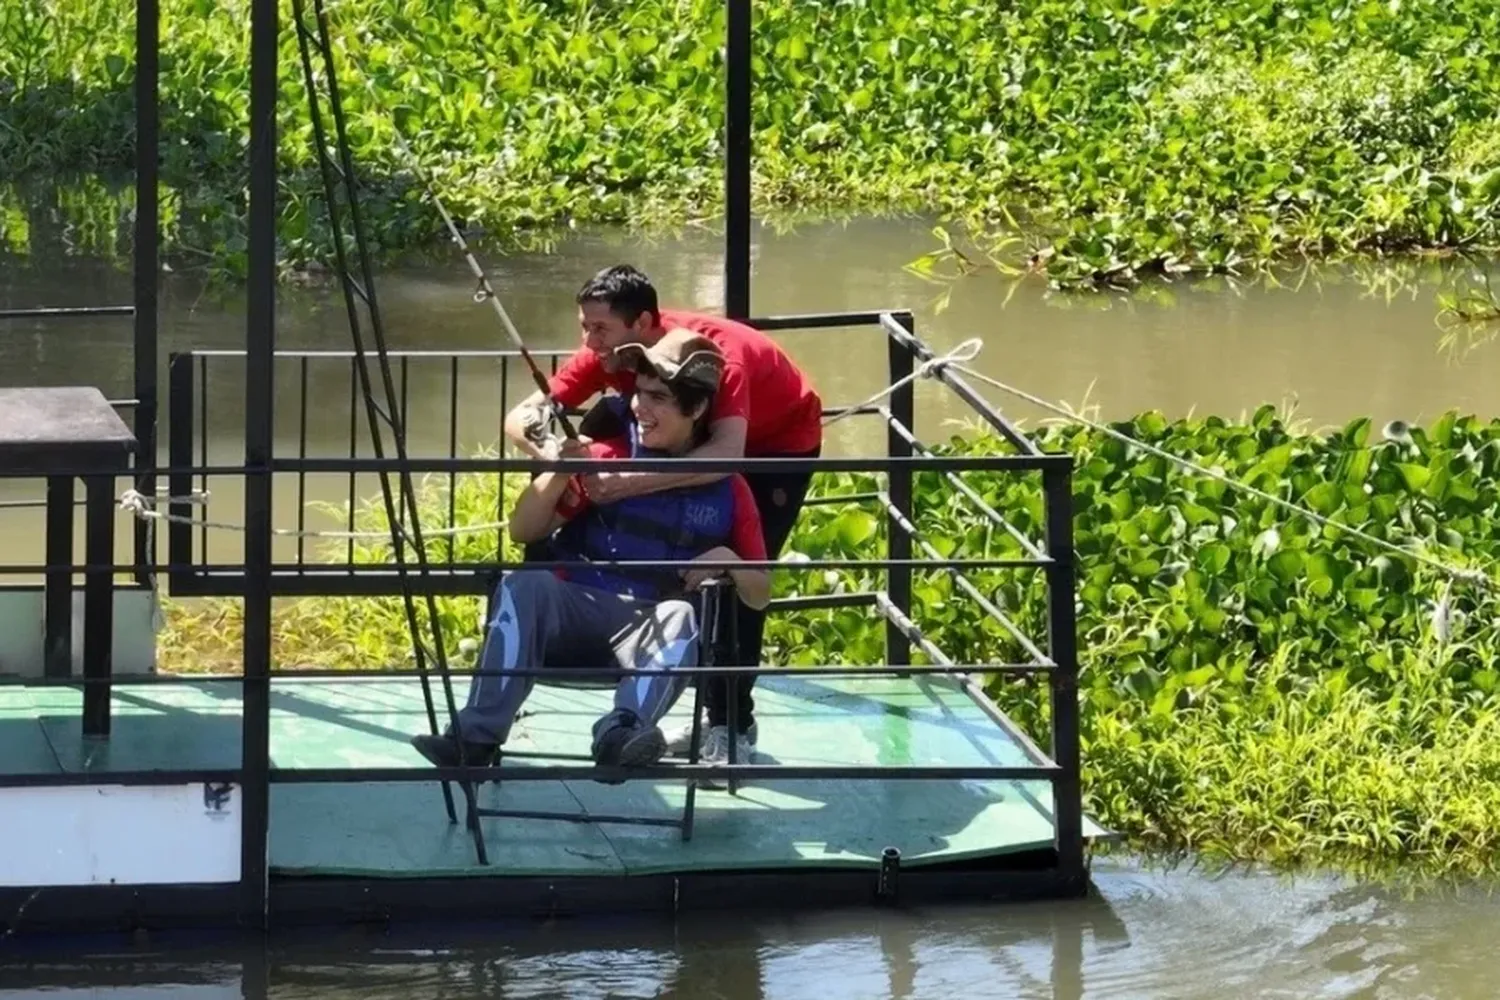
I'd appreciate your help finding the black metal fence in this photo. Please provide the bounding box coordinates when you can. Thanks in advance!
[0,306,1084,923]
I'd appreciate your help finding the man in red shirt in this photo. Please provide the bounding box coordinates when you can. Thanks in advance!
[504,264,822,766]
[415,332,769,780]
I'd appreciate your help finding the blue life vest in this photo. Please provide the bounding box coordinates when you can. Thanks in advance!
[550,397,737,601]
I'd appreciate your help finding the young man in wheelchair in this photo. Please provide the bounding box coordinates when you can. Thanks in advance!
[410,330,770,778]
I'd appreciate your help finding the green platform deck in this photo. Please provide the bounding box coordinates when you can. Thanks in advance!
[0,675,1107,879]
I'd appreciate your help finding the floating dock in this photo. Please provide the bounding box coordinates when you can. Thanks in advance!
[0,672,1108,933]
[0,0,1110,940]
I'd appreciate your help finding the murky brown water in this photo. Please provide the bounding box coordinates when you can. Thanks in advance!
[4,216,1498,572]
[1,857,1498,998]
[5,218,1500,994]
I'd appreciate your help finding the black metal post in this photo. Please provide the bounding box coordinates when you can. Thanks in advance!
[166,353,195,592]
[43,476,74,679]
[241,0,278,930]
[884,314,915,671]
[82,474,116,738]
[132,0,160,589]
[724,0,751,318]
[1043,465,1084,891]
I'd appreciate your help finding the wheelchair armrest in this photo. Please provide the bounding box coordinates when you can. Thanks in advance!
[695,577,739,668]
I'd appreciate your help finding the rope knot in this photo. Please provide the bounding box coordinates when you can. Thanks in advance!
[118,489,150,515]
[916,338,984,379]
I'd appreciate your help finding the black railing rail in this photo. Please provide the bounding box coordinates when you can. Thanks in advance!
[0,306,135,319]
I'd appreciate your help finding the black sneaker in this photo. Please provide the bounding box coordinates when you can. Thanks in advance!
[410,733,498,770]
[589,710,667,785]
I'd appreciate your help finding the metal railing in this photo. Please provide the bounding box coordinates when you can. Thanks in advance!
[0,308,1084,910]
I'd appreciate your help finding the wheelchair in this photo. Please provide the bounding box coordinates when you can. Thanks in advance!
[458,570,746,842]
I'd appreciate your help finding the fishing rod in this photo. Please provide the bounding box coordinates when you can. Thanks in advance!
[364,73,578,440]
[426,186,580,441]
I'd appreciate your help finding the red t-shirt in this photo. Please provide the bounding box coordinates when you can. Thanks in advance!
[548,308,823,456]
[552,438,768,561]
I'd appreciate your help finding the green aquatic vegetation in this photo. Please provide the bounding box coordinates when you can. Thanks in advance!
[7,0,1500,285]
[158,406,1500,877]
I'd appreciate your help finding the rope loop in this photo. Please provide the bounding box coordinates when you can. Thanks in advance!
[822,338,986,428]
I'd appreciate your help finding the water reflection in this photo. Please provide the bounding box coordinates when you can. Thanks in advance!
[8,859,1500,998]
[249,893,1112,1000]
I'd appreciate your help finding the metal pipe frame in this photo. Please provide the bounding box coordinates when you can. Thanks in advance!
[242,0,276,929]
[0,0,1086,929]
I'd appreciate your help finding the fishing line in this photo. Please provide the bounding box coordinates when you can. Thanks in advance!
[350,62,578,439]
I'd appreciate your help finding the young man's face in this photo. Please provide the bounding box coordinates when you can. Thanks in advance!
[631,373,702,454]
[578,301,651,372]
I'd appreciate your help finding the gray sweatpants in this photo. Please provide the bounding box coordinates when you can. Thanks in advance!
[455,570,700,745]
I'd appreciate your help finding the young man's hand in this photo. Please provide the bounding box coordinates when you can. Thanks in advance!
[578,469,639,504]
[681,546,736,590]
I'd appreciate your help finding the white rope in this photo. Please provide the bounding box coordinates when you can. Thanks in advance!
[948,365,1495,591]
[116,489,507,541]
[821,338,984,427]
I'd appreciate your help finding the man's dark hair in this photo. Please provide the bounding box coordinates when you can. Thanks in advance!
[576,264,660,326]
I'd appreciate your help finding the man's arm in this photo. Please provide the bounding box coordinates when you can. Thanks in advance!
[502,390,552,462]
[582,357,754,503]
[582,416,747,503]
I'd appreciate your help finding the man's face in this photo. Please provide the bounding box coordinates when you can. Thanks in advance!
[578,301,648,372]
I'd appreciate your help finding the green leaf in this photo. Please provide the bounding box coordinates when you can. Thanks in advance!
[1343,449,1373,485]
[1348,588,1381,614]
[1181,665,1216,687]
[1256,443,1295,477]
[1341,416,1371,447]
[1302,482,1341,515]
[1425,466,1451,501]
[834,510,877,549]
[1197,543,1232,575]
[1431,410,1457,446]
[1396,463,1431,492]
[1136,411,1168,437]
[1268,550,1304,583]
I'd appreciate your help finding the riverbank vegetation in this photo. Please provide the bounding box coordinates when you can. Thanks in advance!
[5,0,1500,287]
[159,407,1500,880]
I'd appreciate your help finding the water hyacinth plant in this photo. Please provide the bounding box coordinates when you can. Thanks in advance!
[5,0,1500,287]
[159,408,1500,878]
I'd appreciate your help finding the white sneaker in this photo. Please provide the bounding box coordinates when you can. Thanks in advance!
[665,714,758,755]
[694,724,755,789]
